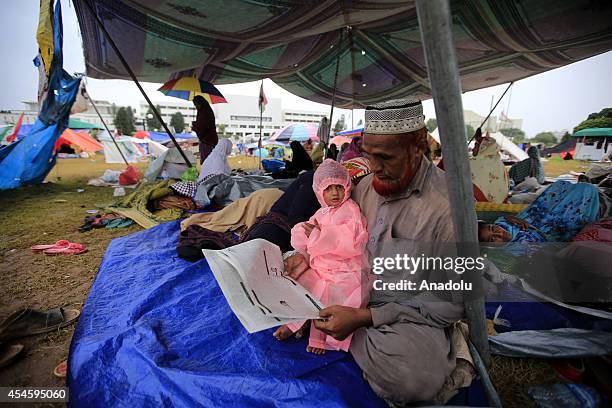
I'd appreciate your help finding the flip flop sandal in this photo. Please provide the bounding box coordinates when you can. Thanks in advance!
[53,360,67,378]
[30,240,70,253]
[43,243,87,255]
[0,308,80,341]
[0,343,24,368]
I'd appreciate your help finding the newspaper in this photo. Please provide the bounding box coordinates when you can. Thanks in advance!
[202,239,325,333]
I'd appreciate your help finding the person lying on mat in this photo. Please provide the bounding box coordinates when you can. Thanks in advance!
[478,180,601,244]
[283,98,466,405]
[273,159,370,355]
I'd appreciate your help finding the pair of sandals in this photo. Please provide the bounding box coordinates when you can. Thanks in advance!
[0,308,80,369]
[31,240,87,255]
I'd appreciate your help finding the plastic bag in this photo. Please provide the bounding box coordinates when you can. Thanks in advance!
[119,165,143,186]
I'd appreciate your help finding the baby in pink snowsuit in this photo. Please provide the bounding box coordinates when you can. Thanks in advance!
[273,159,369,355]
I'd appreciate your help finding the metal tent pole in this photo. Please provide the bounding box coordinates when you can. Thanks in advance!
[415,0,491,372]
[82,0,192,168]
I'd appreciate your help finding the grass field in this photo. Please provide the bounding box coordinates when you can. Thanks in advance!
[0,153,584,405]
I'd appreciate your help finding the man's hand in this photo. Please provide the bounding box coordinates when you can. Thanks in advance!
[313,305,373,341]
[283,253,309,280]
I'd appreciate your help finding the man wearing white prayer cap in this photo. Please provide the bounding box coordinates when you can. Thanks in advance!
[285,97,470,404]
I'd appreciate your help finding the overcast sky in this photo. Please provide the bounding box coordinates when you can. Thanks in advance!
[1,0,611,137]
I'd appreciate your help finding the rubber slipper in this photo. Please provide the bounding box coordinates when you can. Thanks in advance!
[0,308,80,341]
[43,243,87,255]
[30,240,70,253]
[53,360,67,378]
[0,343,24,368]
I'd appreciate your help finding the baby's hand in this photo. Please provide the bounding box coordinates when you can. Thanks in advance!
[303,219,320,238]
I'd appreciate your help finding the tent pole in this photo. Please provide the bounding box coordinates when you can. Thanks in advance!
[469,82,514,143]
[84,87,129,166]
[327,29,344,150]
[82,0,192,168]
[416,0,492,374]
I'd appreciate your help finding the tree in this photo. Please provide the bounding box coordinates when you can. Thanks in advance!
[499,127,525,141]
[114,106,135,135]
[426,118,437,132]
[333,114,346,132]
[573,107,612,132]
[560,131,572,143]
[170,112,185,133]
[465,124,475,140]
[146,105,162,130]
[532,131,557,145]
[218,124,230,138]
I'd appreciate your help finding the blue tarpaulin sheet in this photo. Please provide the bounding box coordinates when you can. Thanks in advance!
[69,221,486,407]
[68,221,386,407]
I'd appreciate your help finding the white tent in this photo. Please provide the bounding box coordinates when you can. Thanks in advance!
[430,128,528,162]
[98,130,167,163]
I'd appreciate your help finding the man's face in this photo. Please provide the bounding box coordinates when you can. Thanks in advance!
[361,131,424,196]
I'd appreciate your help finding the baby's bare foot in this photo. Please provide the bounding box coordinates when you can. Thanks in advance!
[306,346,326,355]
[273,325,293,341]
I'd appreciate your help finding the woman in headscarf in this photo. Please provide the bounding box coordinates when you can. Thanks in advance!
[198,138,233,182]
[336,142,350,162]
[285,140,314,173]
[469,131,509,203]
[339,136,363,163]
[477,180,600,244]
[326,144,338,161]
[509,146,545,186]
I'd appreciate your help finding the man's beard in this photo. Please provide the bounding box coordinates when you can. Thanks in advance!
[372,163,416,196]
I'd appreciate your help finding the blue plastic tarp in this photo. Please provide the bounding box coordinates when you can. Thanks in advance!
[0,0,80,189]
[68,221,385,407]
[147,132,196,143]
[69,221,486,407]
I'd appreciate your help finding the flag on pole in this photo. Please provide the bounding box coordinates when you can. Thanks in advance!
[258,81,268,113]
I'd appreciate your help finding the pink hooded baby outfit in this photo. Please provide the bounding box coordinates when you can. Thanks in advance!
[288,159,370,351]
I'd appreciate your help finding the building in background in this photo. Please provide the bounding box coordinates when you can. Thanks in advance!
[138,94,327,140]
[462,109,522,133]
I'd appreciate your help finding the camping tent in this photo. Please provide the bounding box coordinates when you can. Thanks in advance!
[430,128,528,162]
[98,130,167,164]
[55,129,103,153]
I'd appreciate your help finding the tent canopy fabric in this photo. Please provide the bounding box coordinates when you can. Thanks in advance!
[73,0,612,108]
[573,128,612,137]
[68,118,103,129]
[269,123,320,142]
[55,128,103,152]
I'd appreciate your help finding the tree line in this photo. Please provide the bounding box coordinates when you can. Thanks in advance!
[113,104,186,135]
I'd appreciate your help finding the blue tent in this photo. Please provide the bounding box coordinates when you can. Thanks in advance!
[0,1,80,189]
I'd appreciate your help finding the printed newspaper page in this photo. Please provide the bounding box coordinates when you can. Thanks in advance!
[202,239,325,333]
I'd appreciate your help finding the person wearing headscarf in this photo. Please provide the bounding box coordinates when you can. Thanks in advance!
[198,138,232,182]
[327,144,338,160]
[192,95,218,164]
[310,142,325,167]
[336,142,350,162]
[469,130,509,203]
[339,136,363,163]
[509,145,545,185]
[273,159,369,355]
[478,180,600,244]
[285,140,314,173]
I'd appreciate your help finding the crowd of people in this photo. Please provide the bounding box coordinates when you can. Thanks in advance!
[185,95,611,405]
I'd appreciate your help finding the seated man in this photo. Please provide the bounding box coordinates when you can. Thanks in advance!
[284,98,465,404]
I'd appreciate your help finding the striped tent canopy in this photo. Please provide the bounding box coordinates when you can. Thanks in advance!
[73,0,612,108]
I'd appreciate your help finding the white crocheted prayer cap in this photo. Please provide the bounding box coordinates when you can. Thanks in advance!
[364,97,425,135]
